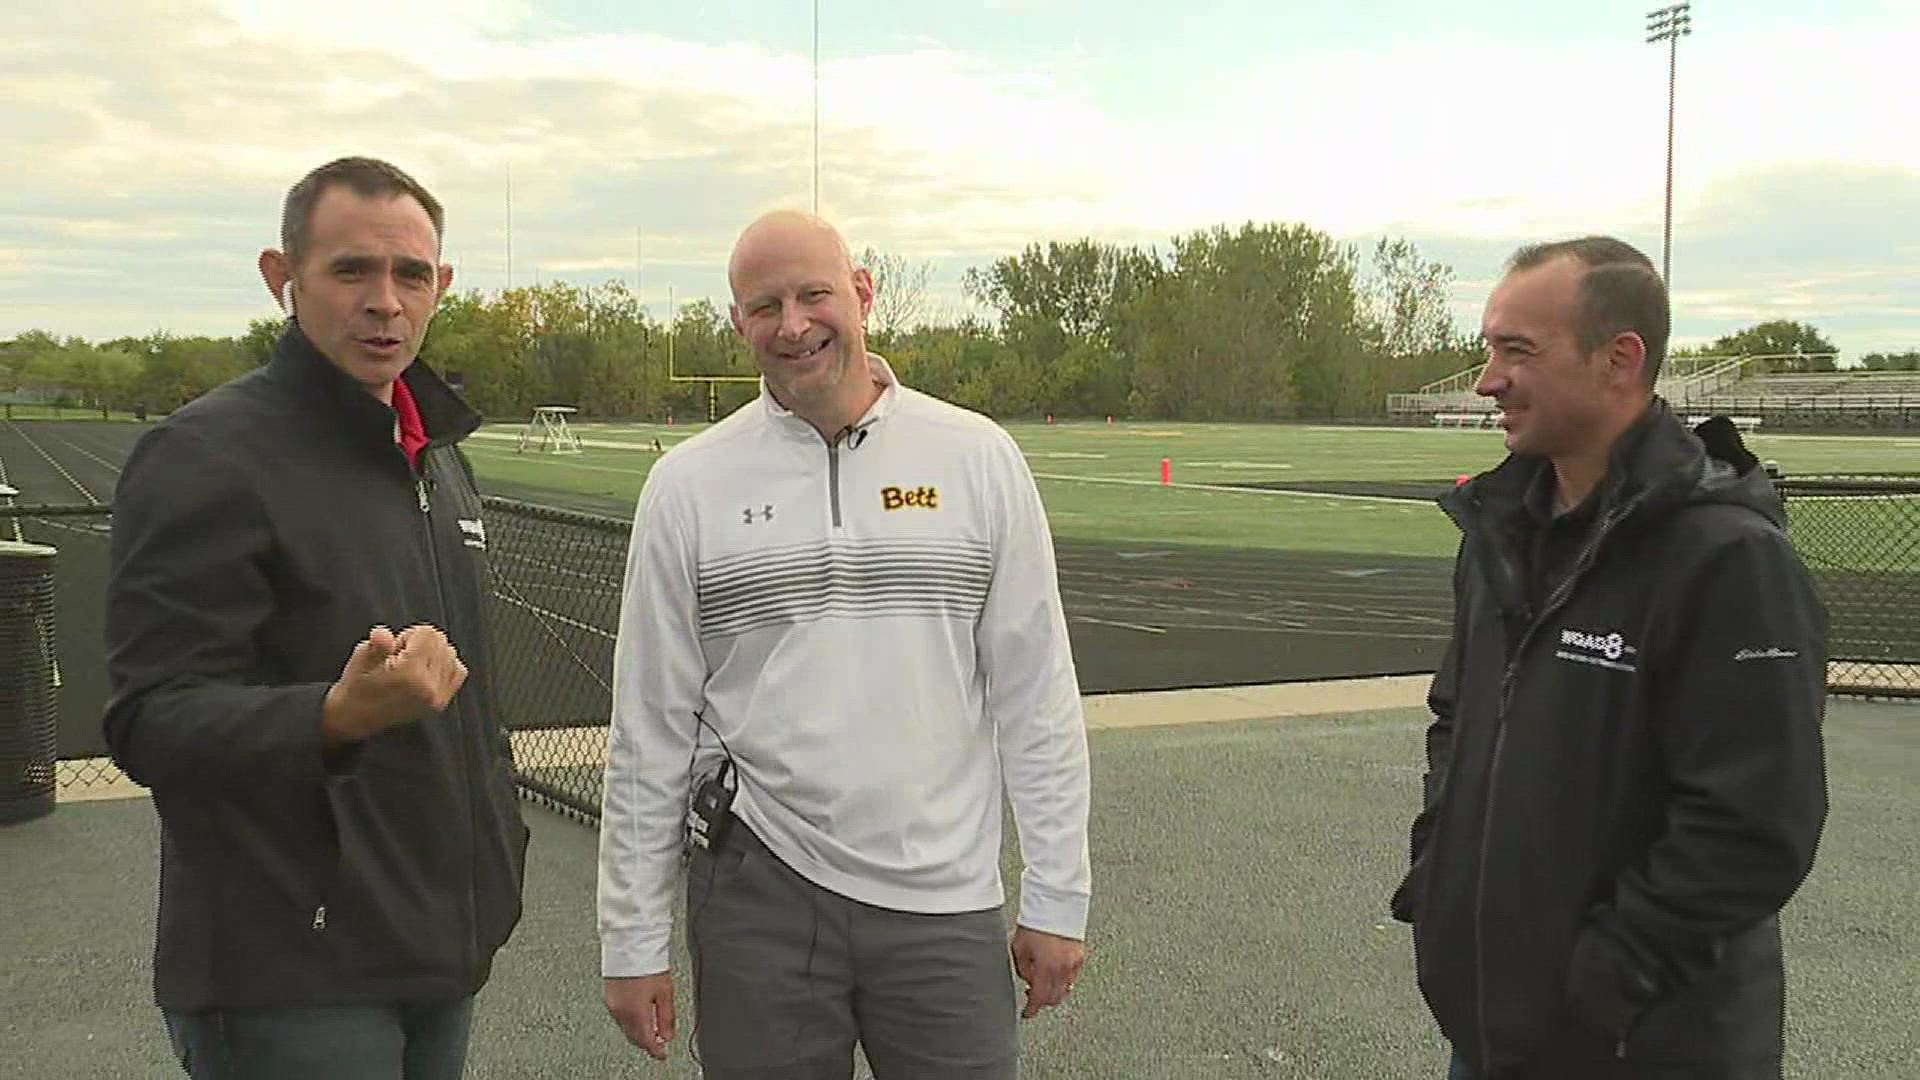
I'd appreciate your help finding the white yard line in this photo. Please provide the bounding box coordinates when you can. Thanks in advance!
[1029,471,1434,505]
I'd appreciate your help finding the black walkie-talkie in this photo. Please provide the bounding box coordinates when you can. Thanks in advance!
[685,758,736,856]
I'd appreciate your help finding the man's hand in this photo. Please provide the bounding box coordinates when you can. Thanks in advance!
[321,624,468,746]
[1011,926,1086,1019]
[605,973,677,1060]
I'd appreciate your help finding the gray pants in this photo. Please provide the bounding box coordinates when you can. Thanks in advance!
[687,820,1019,1079]
[161,997,473,1079]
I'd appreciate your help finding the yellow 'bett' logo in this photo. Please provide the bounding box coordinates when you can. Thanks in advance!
[881,485,940,511]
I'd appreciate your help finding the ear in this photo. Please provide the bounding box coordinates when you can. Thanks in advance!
[437,261,454,299]
[259,249,293,313]
[1604,330,1649,389]
[852,266,875,322]
[728,303,747,339]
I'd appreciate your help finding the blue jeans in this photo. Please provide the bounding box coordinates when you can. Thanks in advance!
[1447,1047,1478,1080]
[162,997,474,1079]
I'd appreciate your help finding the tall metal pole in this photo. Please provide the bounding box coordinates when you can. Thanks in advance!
[1646,3,1691,289]
[812,0,820,213]
[505,163,514,292]
[1662,31,1677,287]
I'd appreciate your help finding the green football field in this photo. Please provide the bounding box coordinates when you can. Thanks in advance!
[466,418,1920,560]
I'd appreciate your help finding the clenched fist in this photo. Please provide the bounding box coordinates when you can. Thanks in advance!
[321,624,468,746]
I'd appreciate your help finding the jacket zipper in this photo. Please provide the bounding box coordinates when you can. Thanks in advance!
[416,455,483,976]
[1471,491,1650,1068]
[826,437,843,527]
[313,462,440,938]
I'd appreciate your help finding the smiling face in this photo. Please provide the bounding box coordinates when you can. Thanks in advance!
[259,184,451,403]
[727,211,876,429]
[1475,255,1619,459]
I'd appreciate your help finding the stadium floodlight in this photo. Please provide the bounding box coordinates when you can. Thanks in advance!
[1646,3,1693,290]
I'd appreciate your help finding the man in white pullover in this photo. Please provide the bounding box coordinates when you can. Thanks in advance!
[598,210,1092,1078]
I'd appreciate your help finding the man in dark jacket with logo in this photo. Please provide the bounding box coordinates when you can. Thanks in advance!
[1391,236,1829,1079]
[104,157,529,1078]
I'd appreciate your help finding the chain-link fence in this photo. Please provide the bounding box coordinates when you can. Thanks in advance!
[1779,476,1920,698]
[15,476,1920,812]
[481,497,627,822]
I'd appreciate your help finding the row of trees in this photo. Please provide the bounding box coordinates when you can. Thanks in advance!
[940,228,1477,419]
[1,224,1478,421]
[0,329,267,416]
[5,224,1896,420]
[1670,322,1918,375]
[1675,321,1843,373]
[1859,350,1920,371]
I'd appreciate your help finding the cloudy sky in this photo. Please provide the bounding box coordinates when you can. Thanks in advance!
[4,0,1916,356]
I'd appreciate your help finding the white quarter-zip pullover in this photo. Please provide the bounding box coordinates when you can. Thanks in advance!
[598,357,1092,977]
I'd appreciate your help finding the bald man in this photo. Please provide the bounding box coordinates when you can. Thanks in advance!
[596,212,1092,1078]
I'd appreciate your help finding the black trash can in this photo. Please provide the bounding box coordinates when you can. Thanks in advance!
[1,540,58,825]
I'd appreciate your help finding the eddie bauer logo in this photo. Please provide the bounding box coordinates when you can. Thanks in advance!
[1554,627,1638,672]
[881,485,940,511]
[457,518,486,550]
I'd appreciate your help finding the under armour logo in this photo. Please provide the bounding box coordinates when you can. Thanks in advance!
[741,504,774,524]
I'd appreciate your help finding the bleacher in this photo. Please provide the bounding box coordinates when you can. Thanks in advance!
[1682,370,1920,431]
[1389,357,1920,432]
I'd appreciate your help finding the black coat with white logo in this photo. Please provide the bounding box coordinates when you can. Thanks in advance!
[105,325,529,1011]
[1392,401,1829,1078]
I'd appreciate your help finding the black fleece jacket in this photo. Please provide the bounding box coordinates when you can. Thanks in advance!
[105,325,528,1011]
[1393,400,1829,1079]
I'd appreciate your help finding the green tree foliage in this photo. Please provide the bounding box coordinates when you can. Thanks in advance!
[1709,320,1839,372]
[47,221,1837,422]
[1858,350,1918,372]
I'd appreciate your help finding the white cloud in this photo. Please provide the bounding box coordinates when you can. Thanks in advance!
[2,0,1916,354]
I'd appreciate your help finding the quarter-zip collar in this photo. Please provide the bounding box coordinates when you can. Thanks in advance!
[758,352,902,447]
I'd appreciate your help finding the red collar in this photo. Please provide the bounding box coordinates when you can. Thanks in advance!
[391,377,430,468]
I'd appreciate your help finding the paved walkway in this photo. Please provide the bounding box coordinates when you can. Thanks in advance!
[6,690,1914,1078]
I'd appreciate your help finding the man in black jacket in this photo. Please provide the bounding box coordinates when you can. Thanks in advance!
[105,157,529,1079]
[1392,237,1829,1079]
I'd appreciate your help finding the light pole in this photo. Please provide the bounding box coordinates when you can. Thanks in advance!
[1646,3,1692,289]
[812,0,820,213]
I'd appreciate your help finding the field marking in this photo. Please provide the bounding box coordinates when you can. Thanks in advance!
[466,444,656,477]
[473,448,1440,508]
[1751,433,1920,445]
[1074,615,1168,635]
[0,446,21,542]
[1030,471,1433,505]
[5,421,99,504]
[1182,461,1294,469]
[42,430,126,476]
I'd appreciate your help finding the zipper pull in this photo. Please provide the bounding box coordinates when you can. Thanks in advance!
[312,905,327,931]
[416,477,430,514]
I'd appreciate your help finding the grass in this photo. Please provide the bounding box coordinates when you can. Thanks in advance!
[468,419,1920,560]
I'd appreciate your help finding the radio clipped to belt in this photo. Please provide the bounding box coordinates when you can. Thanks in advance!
[685,758,737,856]
[683,709,739,857]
